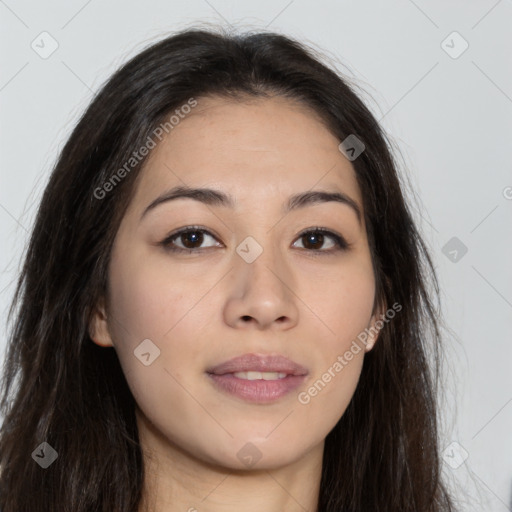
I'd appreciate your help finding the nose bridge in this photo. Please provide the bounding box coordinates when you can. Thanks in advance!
[235,230,289,293]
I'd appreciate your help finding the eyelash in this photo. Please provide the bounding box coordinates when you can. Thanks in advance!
[160,225,350,255]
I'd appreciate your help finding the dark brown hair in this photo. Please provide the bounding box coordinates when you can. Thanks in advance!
[0,26,454,511]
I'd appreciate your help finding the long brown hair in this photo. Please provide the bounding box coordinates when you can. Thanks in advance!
[0,26,455,511]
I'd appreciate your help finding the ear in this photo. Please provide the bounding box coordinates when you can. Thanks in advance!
[364,296,388,353]
[89,296,114,348]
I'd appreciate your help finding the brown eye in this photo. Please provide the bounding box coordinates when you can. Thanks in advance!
[161,226,349,255]
[178,230,204,249]
[161,227,221,253]
[300,232,329,250]
[293,228,349,253]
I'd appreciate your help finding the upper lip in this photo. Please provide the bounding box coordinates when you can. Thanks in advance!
[207,353,308,376]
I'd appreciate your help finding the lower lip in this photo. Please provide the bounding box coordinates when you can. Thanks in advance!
[207,373,306,403]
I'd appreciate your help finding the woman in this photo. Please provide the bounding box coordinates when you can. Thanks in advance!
[0,27,455,511]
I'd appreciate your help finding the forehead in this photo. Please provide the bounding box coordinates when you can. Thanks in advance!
[130,95,362,215]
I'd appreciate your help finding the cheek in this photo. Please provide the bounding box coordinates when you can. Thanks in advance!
[304,256,376,349]
[106,244,216,382]
[105,251,210,440]
[107,246,197,341]
[296,257,374,418]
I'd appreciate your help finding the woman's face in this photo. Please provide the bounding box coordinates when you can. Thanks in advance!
[90,95,381,471]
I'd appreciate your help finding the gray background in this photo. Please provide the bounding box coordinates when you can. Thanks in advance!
[1,1,511,510]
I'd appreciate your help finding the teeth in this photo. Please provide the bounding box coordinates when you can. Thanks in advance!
[233,371,287,380]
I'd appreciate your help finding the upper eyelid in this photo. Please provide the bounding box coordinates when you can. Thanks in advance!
[166,226,341,240]
[166,226,220,243]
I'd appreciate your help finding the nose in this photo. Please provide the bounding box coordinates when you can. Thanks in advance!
[223,240,300,331]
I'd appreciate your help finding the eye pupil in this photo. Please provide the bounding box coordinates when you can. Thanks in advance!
[182,231,203,248]
[303,232,324,250]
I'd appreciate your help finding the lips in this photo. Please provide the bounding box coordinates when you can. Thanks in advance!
[206,353,308,403]
[206,353,308,376]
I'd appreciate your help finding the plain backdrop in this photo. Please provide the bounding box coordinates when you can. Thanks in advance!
[1,1,511,510]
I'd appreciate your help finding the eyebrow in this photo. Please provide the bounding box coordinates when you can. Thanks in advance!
[140,185,362,224]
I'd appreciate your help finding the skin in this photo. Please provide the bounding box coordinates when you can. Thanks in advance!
[89,95,384,512]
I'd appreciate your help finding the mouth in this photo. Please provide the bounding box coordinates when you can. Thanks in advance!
[231,371,288,380]
[206,353,308,404]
